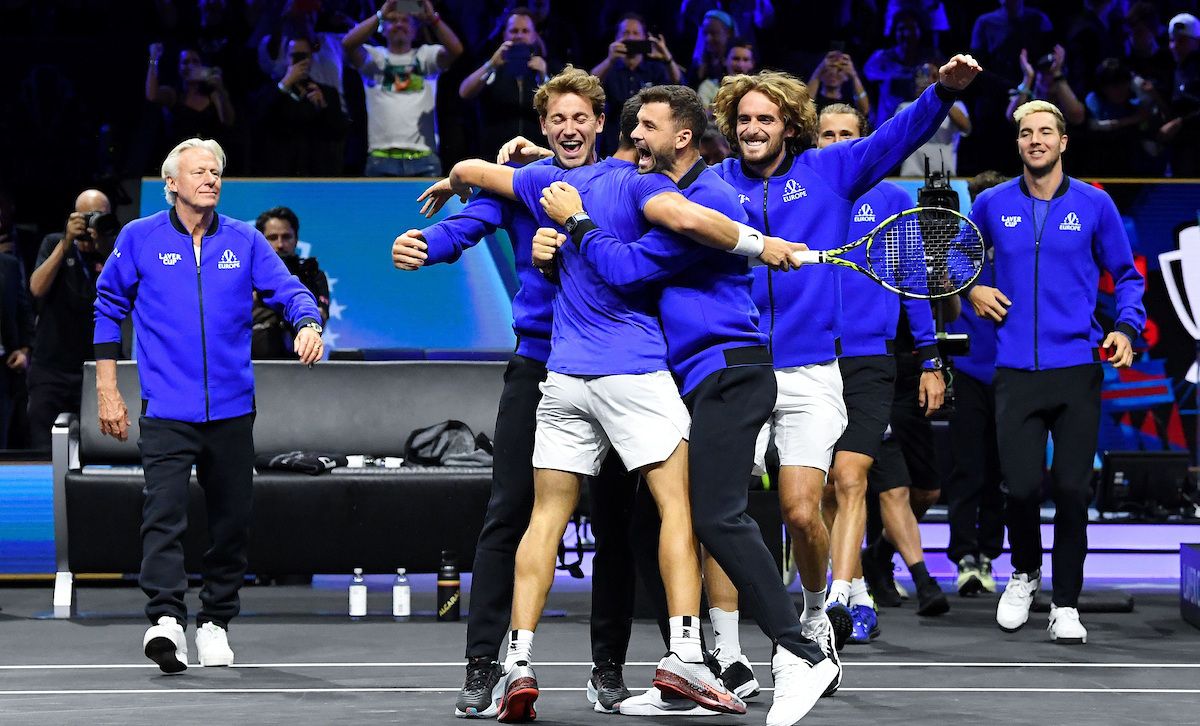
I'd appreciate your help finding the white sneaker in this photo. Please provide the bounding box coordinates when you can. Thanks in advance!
[997,571,1041,632]
[799,613,842,696]
[767,647,839,726]
[195,622,235,667]
[1048,606,1088,644]
[143,616,188,674]
[619,686,720,716]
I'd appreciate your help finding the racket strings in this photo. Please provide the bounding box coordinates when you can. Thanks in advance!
[868,210,984,297]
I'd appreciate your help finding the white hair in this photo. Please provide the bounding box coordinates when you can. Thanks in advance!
[161,138,227,205]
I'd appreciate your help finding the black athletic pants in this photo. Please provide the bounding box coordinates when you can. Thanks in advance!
[946,371,1005,563]
[138,412,255,627]
[995,364,1102,608]
[632,366,825,664]
[27,365,83,451]
[464,354,638,664]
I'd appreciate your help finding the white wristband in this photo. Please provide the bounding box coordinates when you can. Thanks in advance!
[731,222,765,257]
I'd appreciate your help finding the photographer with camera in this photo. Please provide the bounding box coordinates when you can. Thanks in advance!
[808,49,871,116]
[458,7,550,158]
[1006,45,1085,126]
[26,190,116,450]
[591,13,683,154]
[251,207,329,360]
[252,34,348,176]
[146,44,236,145]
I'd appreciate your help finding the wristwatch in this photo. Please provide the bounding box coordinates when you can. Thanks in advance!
[564,212,591,235]
[301,321,323,335]
[921,356,944,372]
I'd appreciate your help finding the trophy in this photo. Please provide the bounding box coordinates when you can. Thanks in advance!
[1159,222,1200,383]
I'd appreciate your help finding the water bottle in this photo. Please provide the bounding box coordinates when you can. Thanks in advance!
[349,567,367,619]
[392,568,411,620]
[437,551,460,622]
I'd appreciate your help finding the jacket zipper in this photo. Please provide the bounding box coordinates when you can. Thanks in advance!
[195,245,211,420]
[1031,199,1050,370]
[762,177,774,354]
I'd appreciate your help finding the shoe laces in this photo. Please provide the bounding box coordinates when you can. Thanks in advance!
[593,662,624,691]
[464,659,496,691]
[1052,606,1080,623]
[1006,574,1037,598]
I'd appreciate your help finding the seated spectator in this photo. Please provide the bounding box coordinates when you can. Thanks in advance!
[865,9,939,125]
[1162,13,1200,176]
[897,62,970,176]
[26,190,113,451]
[699,124,731,164]
[697,39,755,111]
[1122,2,1173,94]
[252,34,349,176]
[459,7,550,157]
[591,12,683,155]
[252,207,330,360]
[1006,45,1085,127]
[1085,58,1165,176]
[678,0,775,46]
[689,9,734,88]
[807,50,870,116]
[343,0,463,177]
[146,43,236,145]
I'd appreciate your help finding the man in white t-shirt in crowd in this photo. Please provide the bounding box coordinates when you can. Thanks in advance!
[344,0,463,177]
[898,62,970,176]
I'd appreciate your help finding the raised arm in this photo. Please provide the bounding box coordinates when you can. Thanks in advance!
[343,1,388,70]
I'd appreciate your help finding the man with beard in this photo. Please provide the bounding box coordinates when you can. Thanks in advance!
[967,100,1144,643]
[27,189,115,450]
[533,86,837,724]
[705,56,979,660]
[393,66,643,718]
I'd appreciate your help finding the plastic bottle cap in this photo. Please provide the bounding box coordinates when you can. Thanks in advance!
[397,568,406,575]
[353,568,362,575]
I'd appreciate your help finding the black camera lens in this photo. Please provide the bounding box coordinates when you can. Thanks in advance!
[82,211,119,238]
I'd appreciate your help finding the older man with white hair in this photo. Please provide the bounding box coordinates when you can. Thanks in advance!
[93,138,323,673]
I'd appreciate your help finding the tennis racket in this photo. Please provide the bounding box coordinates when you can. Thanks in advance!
[790,206,984,299]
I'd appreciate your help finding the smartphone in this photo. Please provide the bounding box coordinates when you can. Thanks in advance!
[394,0,423,14]
[830,40,846,52]
[623,39,653,56]
[504,43,533,64]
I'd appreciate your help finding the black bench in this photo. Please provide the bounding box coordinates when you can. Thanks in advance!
[50,359,506,617]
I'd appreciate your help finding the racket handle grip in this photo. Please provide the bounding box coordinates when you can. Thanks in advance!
[790,250,822,265]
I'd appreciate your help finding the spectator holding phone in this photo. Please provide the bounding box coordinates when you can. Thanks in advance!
[146,44,236,146]
[807,49,870,116]
[591,12,683,155]
[1006,45,1085,127]
[343,0,464,177]
[459,7,550,156]
[864,9,939,124]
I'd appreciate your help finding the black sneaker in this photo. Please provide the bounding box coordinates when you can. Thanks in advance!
[916,577,950,616]
[719,655,761,700]
[957,555,984,597]
[454,656,503,719]
[586,661,631,713]
[825,601,854,651]
[861,545,902,608]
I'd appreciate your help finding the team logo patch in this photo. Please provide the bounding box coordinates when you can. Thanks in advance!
[1059,212,1082,232]
[782,179,807,202]
[1001,215,1022,228]
[218,248,241,270]
[738,193,751,205]
[159,252,182,266]
[853,203,875,223]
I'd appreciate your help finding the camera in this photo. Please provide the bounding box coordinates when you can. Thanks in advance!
[503,43,533,65]
[1035,53,1056,73]
[623,39,653,56]
[80,211,119,241]
[283,254,322,291]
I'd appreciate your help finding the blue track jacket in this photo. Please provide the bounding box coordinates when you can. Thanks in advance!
[968,176,1145,371]
[94,209,321,422]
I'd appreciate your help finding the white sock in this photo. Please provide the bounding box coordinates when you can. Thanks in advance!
[828,579,851,606]
[801,587,826,623]
[849,577,872,607]
[669,615,703,662]
[503,629,534,671]
[709,608,741,666]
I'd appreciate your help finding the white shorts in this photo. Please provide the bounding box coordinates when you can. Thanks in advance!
[533,370,691,476]
[753,361,848,475]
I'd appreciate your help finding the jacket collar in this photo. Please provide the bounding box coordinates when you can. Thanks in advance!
[1018,174,1070,200]
[677,158,707,190]
[169,207,220,237]
[740,150,795,180]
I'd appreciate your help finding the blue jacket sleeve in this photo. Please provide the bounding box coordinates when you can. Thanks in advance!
[1092,192,1146,340]
[817,82,953,201]
[93,226,141,358]
[250,229,322,330]
[421,192,509,265]
[904,296,939,359]
[579,226,696,293]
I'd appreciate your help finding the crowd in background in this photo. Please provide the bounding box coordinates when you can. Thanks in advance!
[0,0,1196,449]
